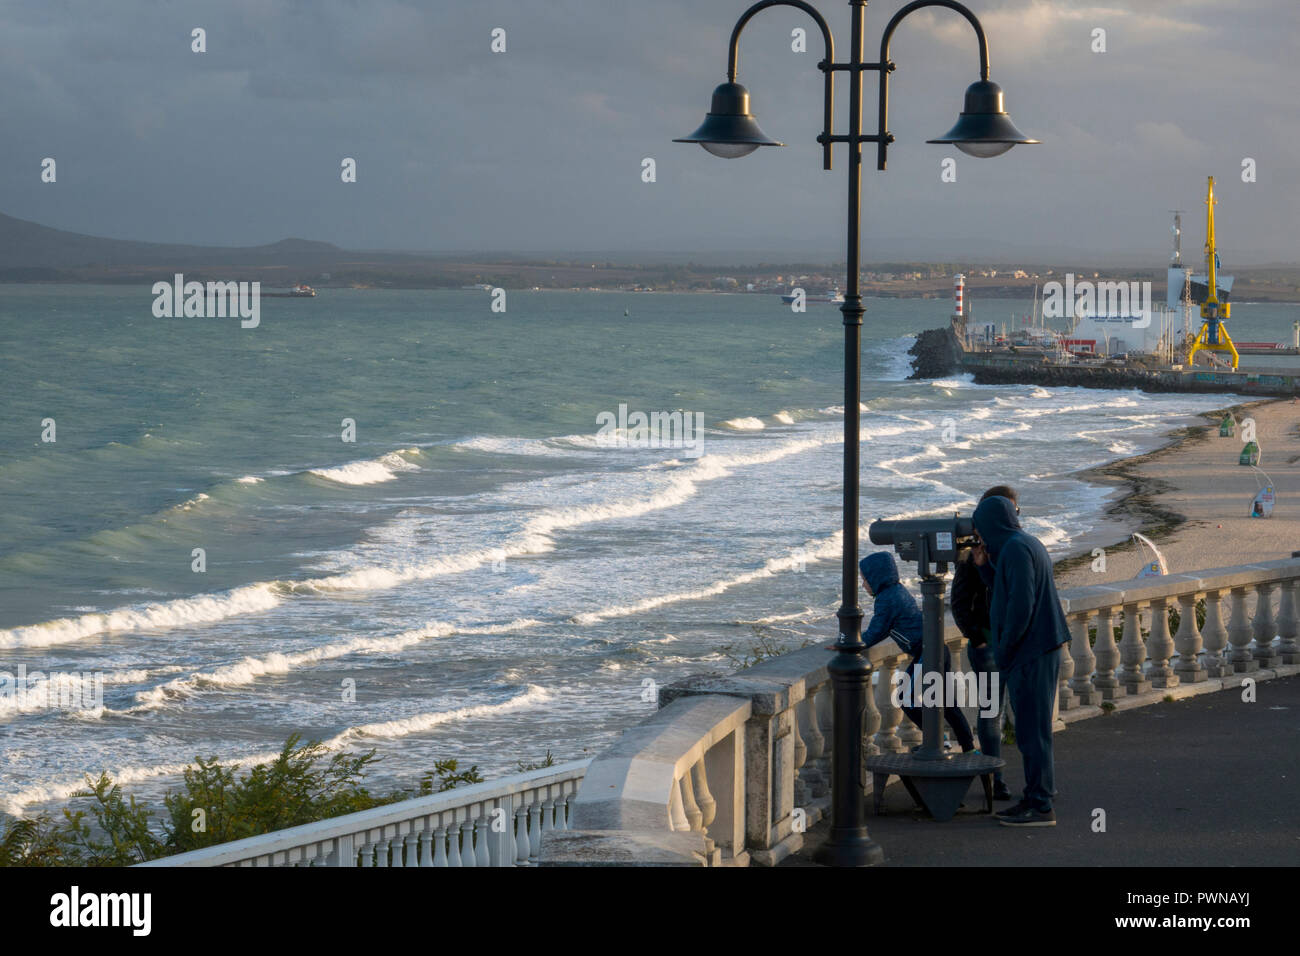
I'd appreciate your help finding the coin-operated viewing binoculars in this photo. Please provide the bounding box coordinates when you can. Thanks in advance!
[867,515,976,578]
[863,513,1004,821]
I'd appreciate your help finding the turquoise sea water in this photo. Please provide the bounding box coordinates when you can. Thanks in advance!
[1,285,1295,814]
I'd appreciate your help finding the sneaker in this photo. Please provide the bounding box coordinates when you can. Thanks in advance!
[994,799,1030,819]
[998,806,1056,828]
[992,782,1014,801]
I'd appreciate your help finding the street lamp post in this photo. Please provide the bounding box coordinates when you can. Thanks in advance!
[676,0,1036,867]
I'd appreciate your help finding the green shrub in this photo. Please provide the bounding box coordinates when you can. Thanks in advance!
[0,735,531,866]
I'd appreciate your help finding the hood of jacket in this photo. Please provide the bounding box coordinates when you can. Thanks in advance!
[973,495,1021,560]
[860,551,899,594]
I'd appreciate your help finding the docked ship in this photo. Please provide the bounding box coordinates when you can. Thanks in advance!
[780,288,845,305]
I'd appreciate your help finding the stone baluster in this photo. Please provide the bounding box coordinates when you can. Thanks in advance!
[527,799,542,864]
[692,759,717,830]
[446,818,463,867]
[1118,603,1150,695]
[474,815,491,867]
[1146,597,1178,688]
[358,841,374,867]
[678,772,703,830]
[513,806,530,866]
[1227,586,1258,672]
[552,789,570,831]
[1091,607,1122,699]
[791,700,808,773]
[873,655,905,753]
[1252,582,1279,668]
[1057,633,1077,710]
[419,824,435,867]
[1173,592,1206,682]
[1278,577,1300,664]
[668,775,690,831]
[1068,612,1099,704]
[460,818,477,868]
[1201,589,1230,677]
[792,693,811,810]
[540,794,557,840]
[801,684,826,762]
[894,654,922,749]
[806,681,832,797]
[432,821,449,867]
[861,666,881,758]
[390,832,407,867]
[482,801,503,867]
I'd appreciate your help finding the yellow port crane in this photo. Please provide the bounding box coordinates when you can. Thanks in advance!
[1185,175,1239,369]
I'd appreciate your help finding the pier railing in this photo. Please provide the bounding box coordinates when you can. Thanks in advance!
[137,760,589,867]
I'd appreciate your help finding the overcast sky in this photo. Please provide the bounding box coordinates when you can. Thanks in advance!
[0,0,1296,264]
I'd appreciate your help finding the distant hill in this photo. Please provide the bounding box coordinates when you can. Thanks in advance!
[0,212,350,275]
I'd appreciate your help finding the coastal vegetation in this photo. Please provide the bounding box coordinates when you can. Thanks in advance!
[0,734,500,867]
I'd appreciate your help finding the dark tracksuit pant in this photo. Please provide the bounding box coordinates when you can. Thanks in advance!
[1005,649,1059,812]
[967,642,1006,786]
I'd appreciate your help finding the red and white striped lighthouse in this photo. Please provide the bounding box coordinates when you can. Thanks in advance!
[953,274,965,319]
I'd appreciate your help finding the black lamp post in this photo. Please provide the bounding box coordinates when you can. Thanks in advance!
[675,0,1036,867]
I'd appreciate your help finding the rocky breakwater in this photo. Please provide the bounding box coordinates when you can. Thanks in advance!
[907,326,960,379]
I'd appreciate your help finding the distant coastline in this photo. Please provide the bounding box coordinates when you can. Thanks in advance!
[3,210,1300,301]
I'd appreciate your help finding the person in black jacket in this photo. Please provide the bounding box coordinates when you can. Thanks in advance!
[972,493,1072,828]
[950,485,1018,801]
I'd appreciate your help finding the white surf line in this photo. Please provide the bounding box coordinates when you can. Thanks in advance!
[0,665,191,724]
[115,618,541,715]
[308,449,423,486]
[0,582,283,650]
[0,424,902,649]
[1,684,552,817]
[570,534,842,626]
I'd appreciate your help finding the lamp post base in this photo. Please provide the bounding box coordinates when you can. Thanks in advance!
[812,831,885,867]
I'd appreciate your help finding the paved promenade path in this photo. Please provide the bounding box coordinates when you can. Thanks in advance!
[784,675,1299,866]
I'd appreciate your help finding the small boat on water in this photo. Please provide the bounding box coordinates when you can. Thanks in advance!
[263,284,317,298]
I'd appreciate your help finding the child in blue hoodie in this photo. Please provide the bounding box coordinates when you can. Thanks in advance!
[860,551,975,753]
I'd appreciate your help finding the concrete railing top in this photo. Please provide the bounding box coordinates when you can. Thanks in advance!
[571,694,749,834]
[1055,557,1300,616]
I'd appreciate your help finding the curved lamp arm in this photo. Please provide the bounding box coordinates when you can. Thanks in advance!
[728,0,837,169]
[877,0,991,169]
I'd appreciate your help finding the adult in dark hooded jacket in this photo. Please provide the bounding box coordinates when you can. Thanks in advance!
[950,485,1019,800]
[972,495,1070,826]
[860,551,975,754]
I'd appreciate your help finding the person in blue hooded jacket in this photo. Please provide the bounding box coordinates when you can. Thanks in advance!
[860,551,975,754]
[971,494,1070,827]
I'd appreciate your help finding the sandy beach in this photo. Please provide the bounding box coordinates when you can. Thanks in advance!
[1056,396,1300,588]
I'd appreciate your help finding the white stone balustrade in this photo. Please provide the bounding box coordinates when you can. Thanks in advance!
[136,761,588,867]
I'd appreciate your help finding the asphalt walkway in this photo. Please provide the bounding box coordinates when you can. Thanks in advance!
[783,675,1299,866]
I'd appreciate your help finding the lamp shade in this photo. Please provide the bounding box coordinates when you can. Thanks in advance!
[927,80,1038,158]
[674,82,784,158]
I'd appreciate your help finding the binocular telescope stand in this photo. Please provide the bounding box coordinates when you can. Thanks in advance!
[863,574,1005,821]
